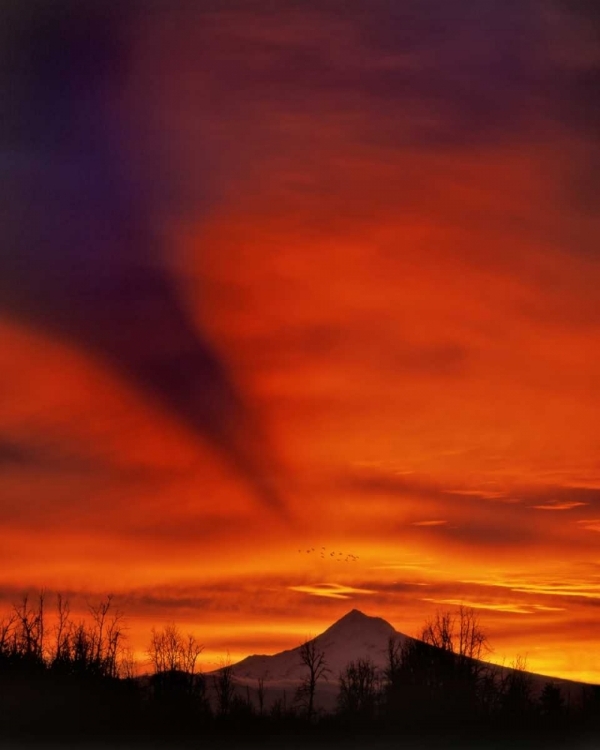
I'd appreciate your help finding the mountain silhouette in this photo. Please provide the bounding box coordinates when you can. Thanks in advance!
[206,609,594,712]
[216,609,408,707]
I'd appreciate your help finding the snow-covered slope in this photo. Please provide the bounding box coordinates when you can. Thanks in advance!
[205,608,593,712]
[222,609,406,684]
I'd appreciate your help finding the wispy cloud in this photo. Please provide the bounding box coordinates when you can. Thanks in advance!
[531,501,588,511]
[576,519,600,532]
[421,597,534,615]
[443,490,517,502]
[532,604,566,612]
[462,576,600,602]
[289,583,376,600]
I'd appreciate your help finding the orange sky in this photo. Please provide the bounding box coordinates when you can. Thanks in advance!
[1,1,599,684]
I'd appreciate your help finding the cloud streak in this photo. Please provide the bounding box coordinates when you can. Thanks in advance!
[289,583,377,600]
[532,501,588,511]
[0,1,286,516]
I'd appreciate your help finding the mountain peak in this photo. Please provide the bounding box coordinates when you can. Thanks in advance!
[226,610,407,694]
[321,609,397,639]
[339,608,370,622]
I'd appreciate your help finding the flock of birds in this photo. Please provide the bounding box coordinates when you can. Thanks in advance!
[297,547,359,563]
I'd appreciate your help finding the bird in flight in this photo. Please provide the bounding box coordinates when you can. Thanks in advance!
[297,545,359,561]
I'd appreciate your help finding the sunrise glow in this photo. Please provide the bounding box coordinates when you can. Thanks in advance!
[1,0,599,687]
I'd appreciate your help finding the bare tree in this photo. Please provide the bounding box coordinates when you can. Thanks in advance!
[477,659,506,719]
[0,591,129,682]
[213,653,236,716]
[421,606,489,661]
[89,595,112,664]
[87,594,126,678]
[421,610,455,652]
[147,623,203,675]
[499,654,534,720]
[148,623,179,673]
[295,636,330,721]
[119,647,138,680]
[37,590,45,659]
[0,613,16,659]
[385,635,403,685]
[382,607,492,722]
[421,606,490,691]
[182,632,204,676]
[384,635,440,717]
[147,622,204,701]
[53,593,71,664]
[13,592,46,665]
[457,606,488,663]
[257,674,267,716]
[338,657,378,718]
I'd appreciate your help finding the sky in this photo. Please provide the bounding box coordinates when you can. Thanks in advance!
[1,0,599,683]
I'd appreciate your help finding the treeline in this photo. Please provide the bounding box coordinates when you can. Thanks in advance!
[307,607,600,745]
[0,591,137,741]
[0,593,598,748]
[0,592,131,680]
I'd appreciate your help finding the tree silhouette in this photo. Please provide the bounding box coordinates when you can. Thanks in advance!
[213,653,236,716]
[540,680,565,725]
[0,592,598,745]
[421,606,489,664]
[338,657,378,719]
[12,592,46,669]
[421,606,490,715]
[295,636,330,722]
[499,655,534,723]
[147,623,204,703]
[257,674,267,716]
[382,607,492,725]
[147,623,203,676]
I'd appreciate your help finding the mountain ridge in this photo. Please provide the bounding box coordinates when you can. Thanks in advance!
[210,609,406,687]
[209,608,596,694]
